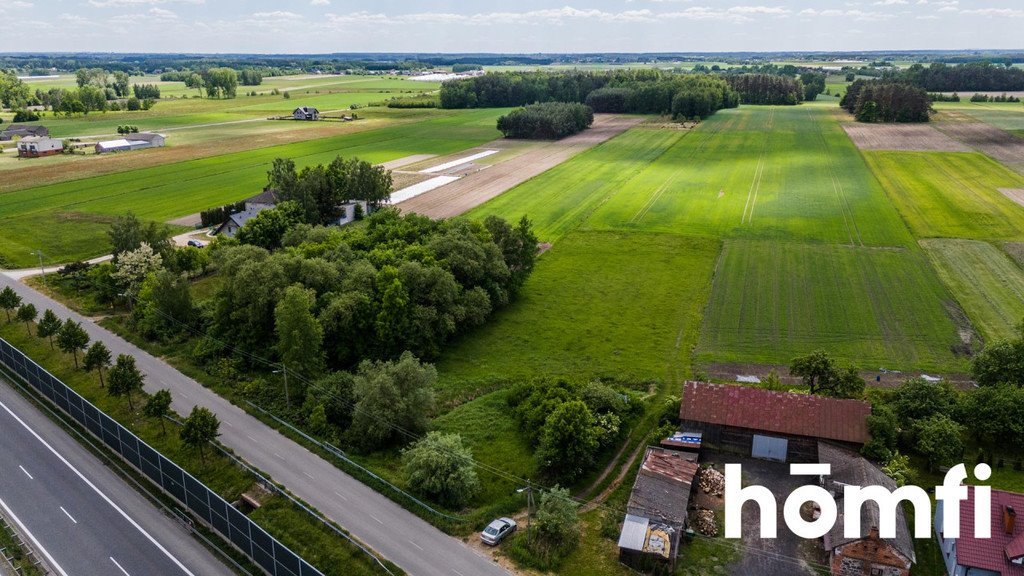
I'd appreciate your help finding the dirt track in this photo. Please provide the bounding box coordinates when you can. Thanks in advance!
[395,115,644,218]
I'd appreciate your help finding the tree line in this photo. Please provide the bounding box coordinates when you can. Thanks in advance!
[724,74,804,105]
[496,102,593,139]
[841,80,931,123]
[895,62,1024,92]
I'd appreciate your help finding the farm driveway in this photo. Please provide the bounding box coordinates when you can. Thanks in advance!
[396,115,644,218]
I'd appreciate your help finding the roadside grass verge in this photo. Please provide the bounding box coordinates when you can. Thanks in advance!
[922,239,1024,342]
[436,230,721,399]
[0,322,395,576]
[864,151,1024,240]
[696,240,968,372]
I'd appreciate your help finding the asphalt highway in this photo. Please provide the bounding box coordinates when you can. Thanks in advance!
[0,375,233,576]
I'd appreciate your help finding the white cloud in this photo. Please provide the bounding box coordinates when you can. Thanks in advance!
[958,7,1024,16]
[88,0,202,7]
[310,0,330,5]
[799,7,894,20]
[251,11,303,20]
[872,0,907,5]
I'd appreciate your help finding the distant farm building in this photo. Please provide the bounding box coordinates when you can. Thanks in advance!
[17,136,63,158]
[293,106,320,121]
[679,381,871,463]
[618,447,698,571]
[819,442,915,576]
[0,124,49,141]
[213,189,280,237]
[95,132,166,154]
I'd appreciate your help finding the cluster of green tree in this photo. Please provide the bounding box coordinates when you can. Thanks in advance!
[724,74,804,105]
[927,92,961,102]
[201,68,239,98]
[213,209,537,370]
[788,349,867,399]
[505,487,580,570]
[800,72,827,101]
[896,62,1024,92]
[439,70,614,109]
[841,80,931,123]
[586,74,739,118]
[239,68,263,86]
[496,102,593,139]
[116,125,141,134]
[0,70,30,109]
[0,293,220,459]
[969,93,1021,103]
[506,379,641,484]
[200,201,247,227]
[132,84,161,99]
[262,156,392,226]
[450,64,483,73]
[385,97,438,109]
[12,109,39,122]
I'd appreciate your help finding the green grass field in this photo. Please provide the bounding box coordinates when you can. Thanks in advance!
[437,230,719,395]
[865,151,1024,240]
[0,109,503,266]
[922,239,1024,342]
[696,240,967,371]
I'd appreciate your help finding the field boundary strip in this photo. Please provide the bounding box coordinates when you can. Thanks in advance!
[807,107,863,246]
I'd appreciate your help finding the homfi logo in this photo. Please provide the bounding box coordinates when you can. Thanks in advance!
[724,463,993,539]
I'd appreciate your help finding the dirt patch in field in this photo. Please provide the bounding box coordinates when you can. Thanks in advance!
[842,123,971,152]
[999,188,1024,208]
[699,361,975,390]
[0,119,391,194]
[935,121,1024,171]
[1002,242,1024,268]
[379,154,436,170]
[396,115,644,218]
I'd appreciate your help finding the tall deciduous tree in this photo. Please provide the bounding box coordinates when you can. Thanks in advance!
[915,414,964,472]
[536,400,599,484]
[108,354,144,410]
[789,350,865,398]
[83,341,112,387]
[56,320,90,368]
[274,285,324,382]
[108,213,172,260]
[0,286,22,323]
[111,243,163,300]
[36,309,63,350]
[16,304,36,336]
[401,432,480,508]
[533,487,580,559]
[180,406,219,463]
[143,389,173,435]
[349,352,436,450]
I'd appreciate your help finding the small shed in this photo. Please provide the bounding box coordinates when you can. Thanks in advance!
[679,381,871,463]
[293,106,320,121]
[17,136,63,158]
[95,138,147,154]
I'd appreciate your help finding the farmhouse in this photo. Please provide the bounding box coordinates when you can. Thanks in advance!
[16,136,63,158]
[293,106,320,120]
[95,132,166,154]
[819,442,915,576]
[936,487,1024,576]
[679,381,871,463]
[213,188,280,237]
[618,447,699,571]
[0,124,49,141]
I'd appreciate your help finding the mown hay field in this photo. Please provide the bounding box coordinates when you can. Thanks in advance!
[922,238,1024,342]
[865,151,1024,240]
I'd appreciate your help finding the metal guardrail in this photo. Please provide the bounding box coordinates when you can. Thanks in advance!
[0,338,323,576]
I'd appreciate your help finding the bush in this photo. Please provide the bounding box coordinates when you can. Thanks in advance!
[12,109,40,122]
[401,432,480,508]
[496,102,593,139]
[507,487,580,570]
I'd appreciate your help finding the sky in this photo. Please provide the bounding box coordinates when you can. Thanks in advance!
[0,0,1021,54]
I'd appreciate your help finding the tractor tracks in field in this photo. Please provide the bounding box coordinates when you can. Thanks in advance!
[740,107,774,226]
[806,107,864,247]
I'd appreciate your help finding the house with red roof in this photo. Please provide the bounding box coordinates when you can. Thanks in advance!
[679,381,872,463]
[936,487,1024,576]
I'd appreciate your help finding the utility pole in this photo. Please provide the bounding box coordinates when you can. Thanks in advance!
[517,481,535,547]
[30,250,46,286]
[273,364,290,407]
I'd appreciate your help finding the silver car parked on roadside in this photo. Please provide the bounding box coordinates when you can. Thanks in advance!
[480,517,517,545]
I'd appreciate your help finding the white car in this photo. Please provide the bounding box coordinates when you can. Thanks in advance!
[480,517,517,546]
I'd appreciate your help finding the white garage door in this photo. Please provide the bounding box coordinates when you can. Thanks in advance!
[752,435,788,462]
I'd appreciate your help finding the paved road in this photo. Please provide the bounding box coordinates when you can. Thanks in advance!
[0,275,509,576]
[0,375,233,576]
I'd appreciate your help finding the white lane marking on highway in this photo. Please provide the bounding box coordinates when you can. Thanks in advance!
[273,452,285,461]
[0,400,197,576]
[303,472,314,480]
[246,435,257,442]
[409,540,423,551]
[370,514,383,525]
[110,556,131,576]
[59,506,78,524]
[18,465,33,479]
[0,497,71,576]
[223,420,232,427]
[452,569,465,576]
[333,491,348,501]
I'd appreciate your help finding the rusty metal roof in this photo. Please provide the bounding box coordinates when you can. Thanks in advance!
[679,381,871,444]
